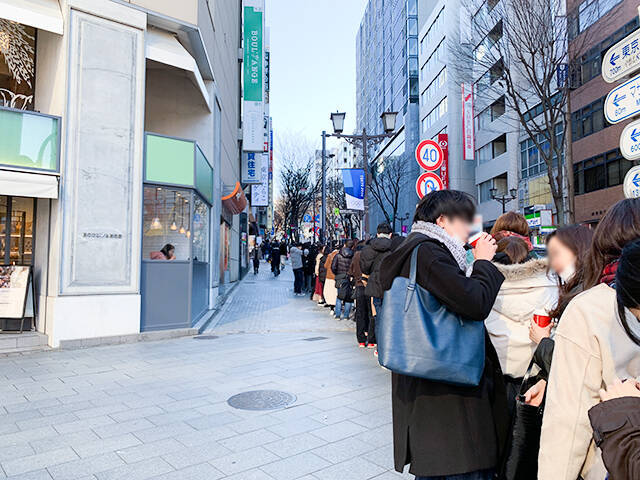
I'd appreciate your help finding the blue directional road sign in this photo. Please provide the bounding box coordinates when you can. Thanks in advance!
[604,73,640,124]
[602,30,640,83]
[623,165,640,199]
[620,119,640,160]
[303,214,312,223]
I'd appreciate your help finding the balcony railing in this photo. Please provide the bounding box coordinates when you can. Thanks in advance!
[0,106,60,172]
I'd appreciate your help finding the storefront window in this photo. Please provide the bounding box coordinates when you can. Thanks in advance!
[0,21,36,110]
[143,186,191,261]
[192,195,209,263]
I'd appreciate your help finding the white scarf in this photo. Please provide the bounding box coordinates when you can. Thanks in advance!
[411,221,468,271]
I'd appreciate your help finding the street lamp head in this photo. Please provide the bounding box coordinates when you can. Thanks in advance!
[510,188,518,199]
[490,187,498,199]
[381,111,398,133]
[330,111,346,134]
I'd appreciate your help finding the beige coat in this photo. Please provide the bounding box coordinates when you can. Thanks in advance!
[538,284,640,480]
[485,258,558,378]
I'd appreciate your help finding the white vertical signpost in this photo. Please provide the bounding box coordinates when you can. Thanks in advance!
[461,83,475,161]
[602,22,640,199]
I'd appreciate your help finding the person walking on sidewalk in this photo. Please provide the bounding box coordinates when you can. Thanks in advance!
[332,240,355,320]
[270,241,281,276]
[290,243,307,296]
[360,222,394,349]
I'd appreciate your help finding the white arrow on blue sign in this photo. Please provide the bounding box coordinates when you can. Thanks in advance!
[602,29,640,83]
[604,73,640,124]
[620,119,640,160]
[623,165,640,199]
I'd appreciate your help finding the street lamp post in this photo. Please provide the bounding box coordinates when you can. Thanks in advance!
[490,187,518,214]
[320,111,398,241]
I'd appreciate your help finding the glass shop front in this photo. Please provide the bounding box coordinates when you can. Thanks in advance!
[141,133,213,331]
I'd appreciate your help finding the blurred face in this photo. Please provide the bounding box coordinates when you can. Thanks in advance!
[436,215,471,243]
[547,236,576,278]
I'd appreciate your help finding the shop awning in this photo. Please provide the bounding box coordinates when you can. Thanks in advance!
[0,170,58,198]
[146,29,211,112]
[222,182,247,215]
[0,0,63,35]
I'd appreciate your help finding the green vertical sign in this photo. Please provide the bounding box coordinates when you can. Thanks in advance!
[243,6,263,102]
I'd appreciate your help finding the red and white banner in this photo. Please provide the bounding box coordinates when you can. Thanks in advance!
[461,84,475,161]
[438,134,449,189]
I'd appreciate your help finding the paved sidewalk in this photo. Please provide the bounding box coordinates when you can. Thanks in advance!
[0,261,410,480]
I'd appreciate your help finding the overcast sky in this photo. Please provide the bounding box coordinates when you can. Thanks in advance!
[265,0,368,150]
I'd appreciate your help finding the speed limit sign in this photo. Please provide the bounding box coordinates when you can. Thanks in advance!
[416,172,444,199]
[415,140,444,171]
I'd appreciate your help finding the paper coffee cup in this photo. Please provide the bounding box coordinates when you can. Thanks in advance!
[469,232,484,248]
[533,309,551,328]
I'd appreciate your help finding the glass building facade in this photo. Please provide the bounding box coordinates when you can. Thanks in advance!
[356,0,421,233]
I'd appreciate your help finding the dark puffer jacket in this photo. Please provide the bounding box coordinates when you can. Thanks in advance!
[331,247,354,276]
[360,237,393,298]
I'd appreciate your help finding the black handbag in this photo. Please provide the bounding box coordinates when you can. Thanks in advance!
[500,359,545,480]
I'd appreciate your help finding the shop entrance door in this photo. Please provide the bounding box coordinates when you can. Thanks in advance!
[0,196,35,266]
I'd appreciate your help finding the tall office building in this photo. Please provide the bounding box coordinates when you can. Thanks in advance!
[355,0,423,233]
[418,0,475,197]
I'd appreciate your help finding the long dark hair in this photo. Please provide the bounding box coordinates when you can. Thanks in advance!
[548,225,594,319]
[616,239,640,346]
[584,198,640,289]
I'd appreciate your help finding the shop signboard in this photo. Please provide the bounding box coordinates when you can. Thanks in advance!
[242,152,262,184]
[0,266,33,323]
[438,133,449,189]
[623,165,640,198]
[250,156,269,206]
[602,29,640,83]
[461,83,475,160]
[242,0,264,152]
[416,172,444,199]
[604,73,640,124]
[525,209,553,228]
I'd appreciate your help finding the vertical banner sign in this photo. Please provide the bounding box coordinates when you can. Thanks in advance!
[342,169,366,211]
[241,152,262,184]
[251,160,269,206]
[461,83,475,161]
[438,133,449,189]
[242,0,264,152]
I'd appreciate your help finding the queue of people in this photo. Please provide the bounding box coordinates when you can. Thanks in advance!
[372,189,640,480]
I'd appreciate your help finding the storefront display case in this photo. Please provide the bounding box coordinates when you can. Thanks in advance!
[141,133,213,331]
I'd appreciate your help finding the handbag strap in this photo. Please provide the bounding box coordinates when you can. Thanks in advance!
[404,244,422,312]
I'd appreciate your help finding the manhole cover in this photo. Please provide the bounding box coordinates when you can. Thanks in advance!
[193,335,219,340]
[227,390,297,411]
[303,336,328,342]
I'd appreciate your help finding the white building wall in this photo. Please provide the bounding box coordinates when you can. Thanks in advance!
[418,0,475,197]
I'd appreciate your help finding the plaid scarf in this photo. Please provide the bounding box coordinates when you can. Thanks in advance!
[493,230,533,251]
[600,260,619,286]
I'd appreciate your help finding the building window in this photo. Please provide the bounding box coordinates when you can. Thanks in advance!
[0,22,36,110]
[420,6,445,56]
[476,133,507,165]
[572,95,609,141]
[569,0,623,40]
[475,95,505,131]
[143,186,193,261]
[520,124,563,179]
[422,97,448,132]
[420,67,447,105]
[475,58,504,94]
[474,21,503,60]
[479,180,493,203]
[423,38,446,75]
[574,149,637,195]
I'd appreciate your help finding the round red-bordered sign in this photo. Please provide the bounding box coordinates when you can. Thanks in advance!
[416,172,444,199]
[415,140,444,171]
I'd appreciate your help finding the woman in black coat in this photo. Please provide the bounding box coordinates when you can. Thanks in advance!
[379,190,509,480]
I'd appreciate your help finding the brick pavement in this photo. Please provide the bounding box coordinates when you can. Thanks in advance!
[0,260,410,479]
